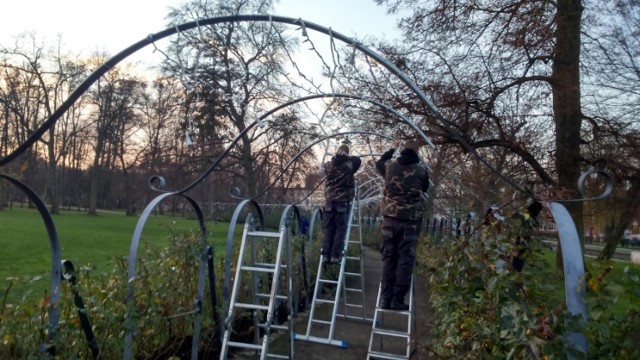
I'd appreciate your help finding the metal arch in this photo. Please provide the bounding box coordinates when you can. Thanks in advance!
[556,167,614,203]
[0,14,534,205]
[175,92,430,196]
[277,204,302,325]
[264,93,436,148]
[547,202,588,356]
[0,174,63,354]
[538,167,614,357]
[0,13,586,355]
[0,15,442,169]
[251,130,393,202]
[123,191,209,360]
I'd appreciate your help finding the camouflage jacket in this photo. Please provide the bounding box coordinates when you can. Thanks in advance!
[324,154,362,203]
[376,148,429,221]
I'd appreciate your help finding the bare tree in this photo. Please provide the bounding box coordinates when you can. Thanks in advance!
[0,34,87,213]
[163,0,312,198]
[86,56,146,215]
[364,0,639,259]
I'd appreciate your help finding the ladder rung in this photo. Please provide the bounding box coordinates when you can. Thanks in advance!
[266,354,289,359]
[337,313,375,322]
[345,255,360,260]
[258,323,288,331]
[226,341,263,350]
[367,349,407,359]
[254,262,286,269]
[318,279,339,284]
[234,303,269,311]
[372,328,410,338]
[311,319,332,325]
[315,299,335,305]
[256,293,287,300]
[240,265,275,273]
[247,231,281,238]
[378,307,411,314]
[293,334,347,347]
[253,261,283,268]
[344,303,363,308]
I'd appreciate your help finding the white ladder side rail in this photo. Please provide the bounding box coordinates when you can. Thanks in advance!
[257,223,288,360]
[220,215,291,360]
[338,188,371,321]
[294,199,357,348]
[366,276,415,360]
[220,217,255,359]
[325,199,357,341]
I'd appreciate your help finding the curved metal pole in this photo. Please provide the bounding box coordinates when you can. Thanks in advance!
[556,167,614,203]
[175,92,428,195]
[278,204,302,358]
[0,15,532,201]
[123,191,208,360]
[0,174,63,354]
[251,130,393,202]
[540,168,613,357]
[183,195,209,360]
[0,16,436,169]
[547,202,588,356]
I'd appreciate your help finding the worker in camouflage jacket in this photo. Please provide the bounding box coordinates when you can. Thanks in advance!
[375,139,429,310]
[322,144,362,264]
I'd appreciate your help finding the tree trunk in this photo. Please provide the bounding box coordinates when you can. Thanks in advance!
[599,175,640,259]
[552,0,584,271]
[88,165,100,215]
[46,108,60,215]
[241,133,258,198]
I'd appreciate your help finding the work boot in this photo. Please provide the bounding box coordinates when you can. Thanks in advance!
[380,298,392,309]
[389,302,409,311]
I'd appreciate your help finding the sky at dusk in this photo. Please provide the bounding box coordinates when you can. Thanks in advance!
[0,0,401,55]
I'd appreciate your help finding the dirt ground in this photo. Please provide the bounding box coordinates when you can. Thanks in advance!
[229,246,434,359]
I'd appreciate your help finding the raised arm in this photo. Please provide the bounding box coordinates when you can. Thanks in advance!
[375,148,395,176]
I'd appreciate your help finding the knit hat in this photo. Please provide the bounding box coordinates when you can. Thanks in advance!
[403,139,424,151]
[337,144,350,155]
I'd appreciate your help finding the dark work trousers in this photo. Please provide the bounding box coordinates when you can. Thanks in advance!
[322,202,350,258]
[380,216,421,305]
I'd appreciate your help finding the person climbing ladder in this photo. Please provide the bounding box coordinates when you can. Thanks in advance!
[321,143,362,263]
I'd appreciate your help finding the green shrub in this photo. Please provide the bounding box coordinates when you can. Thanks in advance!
[0,233,220,358]
[419,207,640,359]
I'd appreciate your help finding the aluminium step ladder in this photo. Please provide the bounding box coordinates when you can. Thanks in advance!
[337,190,370,322]
[220,215,291,360]
[366,276,415,359]
[294,197,367,347]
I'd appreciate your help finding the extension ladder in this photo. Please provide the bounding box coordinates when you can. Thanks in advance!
[294,196,367,347]
[220,214,291,360]
[366,276,414,359]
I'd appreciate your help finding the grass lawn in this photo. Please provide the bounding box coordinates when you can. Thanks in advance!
[0,207,233,302]
[538,249,640,314]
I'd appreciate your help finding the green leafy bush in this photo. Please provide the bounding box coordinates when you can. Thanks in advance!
[1,226,313,359]
[419,207,640,359]
[1,233,219,358]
